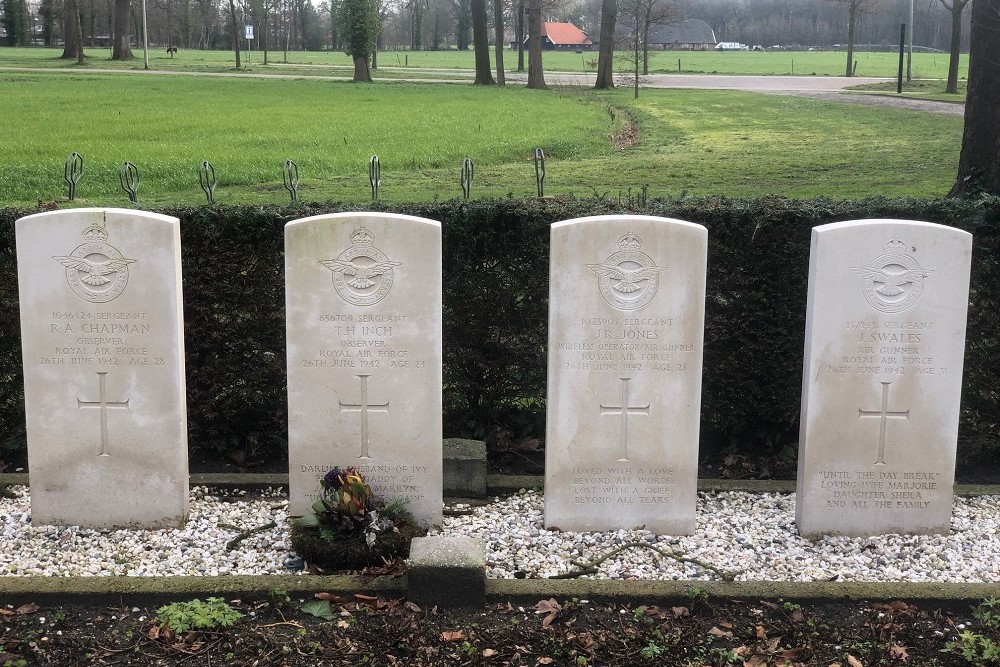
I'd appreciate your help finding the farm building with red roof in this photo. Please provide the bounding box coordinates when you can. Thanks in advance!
[531,22,593,51]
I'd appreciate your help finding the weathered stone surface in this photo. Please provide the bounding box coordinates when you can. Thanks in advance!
[796,220,972,537]
[407,536,486,608]
[16,208,188,528]
[286,213,442,527]
[545,215,707,534]
[443,438,487,498]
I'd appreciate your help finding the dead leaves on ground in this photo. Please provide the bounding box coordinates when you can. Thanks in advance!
[534,598,562,628]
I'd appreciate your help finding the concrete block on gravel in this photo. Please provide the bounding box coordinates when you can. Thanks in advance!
[408,536,486,608]
[443,438,487,498]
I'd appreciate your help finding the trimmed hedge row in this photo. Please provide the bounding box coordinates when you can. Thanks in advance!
[1,197,997,465]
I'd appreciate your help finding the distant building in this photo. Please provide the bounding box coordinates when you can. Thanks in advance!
[646,19,717,51]
[527,22,593,51]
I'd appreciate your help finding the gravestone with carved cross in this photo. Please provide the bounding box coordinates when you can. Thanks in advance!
[285,213,442,527]
[15,209,188,528]
[545,215,707,534]
[796,220,972,538]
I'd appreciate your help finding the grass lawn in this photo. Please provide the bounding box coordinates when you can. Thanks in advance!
[0,71,962,206]
[0,45,969,79]
[846,79,968,102]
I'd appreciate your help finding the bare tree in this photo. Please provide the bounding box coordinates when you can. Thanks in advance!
[827,0,883,76]
[949,0,1000,195]
[472,0,495,83]
[526,0,545,87]
[111,0,134,58]
[639,0,678,74]
[594,0,616,88]
[494,0,505,84]
[62,0,85,62]
[516,0,524,70]
[228,0,242,68]
[937,0,970,94]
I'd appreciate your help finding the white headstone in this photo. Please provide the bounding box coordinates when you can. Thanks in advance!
[286,213,442,527]
[545,215,707,534]
[15,208,188,528]
[796,220,972,537]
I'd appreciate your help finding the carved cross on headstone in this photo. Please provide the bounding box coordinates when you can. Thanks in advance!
[77,371,130,457]
[338,374,389,459]
[858,381,909,465]
[600,377,650,461]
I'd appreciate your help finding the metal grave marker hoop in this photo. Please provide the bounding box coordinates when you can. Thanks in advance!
[198,161,217,204]
[64,152,84,201]
[282,159,300,202]
[461,157,474,200]
[533,148,545,197]
[369,155,381,201]
[118,161,140,203]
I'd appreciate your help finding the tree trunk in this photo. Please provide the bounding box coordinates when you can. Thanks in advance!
[642,14,650,75]
[594,0,616,89]
[472,0,495,84]
[941,0,967,94]
[353,54,372,81]
[493,0,505,85]
[61,0,85,62]
[525,0,545,88]
[516,0,524,71]
[949,0,1000,195]
[410,0,422,49]
[228,0,242,69]
[111,0,133,59]
[845,0,857,76]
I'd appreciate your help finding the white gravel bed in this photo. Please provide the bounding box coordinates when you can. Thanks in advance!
[434,489,1000,582]
[3,485,1000,582]
[0,486,294,577]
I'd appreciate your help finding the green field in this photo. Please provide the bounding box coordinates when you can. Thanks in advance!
[0,45,969,79]
[0,71,962,205]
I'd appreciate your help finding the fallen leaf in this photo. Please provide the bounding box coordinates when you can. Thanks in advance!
[847,656,864,667]
[0,609,14,617]
[672,606,690,618]
[535,598,562,628]
[719,621,734,629]
[300,601,336,621]
[791,609,804,622]
[708,626,734,638]
[354,593,379,602]
[537,658,554,665]
[482,648,497,657]
[404,601,422,613]
[336,620,350,630]
[15,603,38,615]
[147,626,160,640]
[755,625,767,639]
[888,601,910,612]
[315,592,350,603]
[829,664,842,667]
[744,655,766,667]
[890,644,909,661]
[440,630,467,642]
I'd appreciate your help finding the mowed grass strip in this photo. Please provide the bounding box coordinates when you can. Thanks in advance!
[0,73,621,205]
[0,73,962,204]
[0,46,969,79]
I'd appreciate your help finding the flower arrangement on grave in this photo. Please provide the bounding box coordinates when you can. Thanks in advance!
[290,466,423,569]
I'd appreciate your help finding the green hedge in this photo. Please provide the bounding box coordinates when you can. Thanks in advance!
[1,197,997,466]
